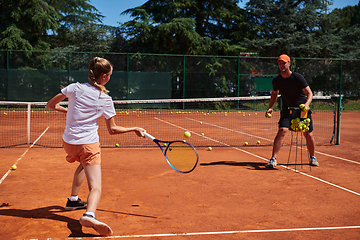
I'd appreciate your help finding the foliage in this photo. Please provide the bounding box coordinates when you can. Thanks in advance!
[0,0,59,50]
[244,0,331,58]
[0,0,107,51]
[330,2,360,59]
[117,0,249,55]
[244,0,360,59]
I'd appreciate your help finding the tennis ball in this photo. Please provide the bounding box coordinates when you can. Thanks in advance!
[299,104,305,109]
[244,142,248,146]
[266,113,271,118]
[11,165,17,170]
[184,131,191,138]
[201,133,205,136]
[3,112,7,115]
[163,143,167,147]
[257,140,261,144]
[115,143,119,147]
[183,140,186,142]
[208,147,212,151]
[303,107,309,111]
[200,122,203,124]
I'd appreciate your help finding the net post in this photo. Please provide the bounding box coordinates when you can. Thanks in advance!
[27,103,31,144]
[182,55,186,110]
[336,60,343,145]
[237,56,240,110]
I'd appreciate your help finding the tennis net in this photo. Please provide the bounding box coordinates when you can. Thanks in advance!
[0,96,335,148]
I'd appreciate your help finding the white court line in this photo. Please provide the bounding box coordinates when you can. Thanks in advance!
[0,127,49,185]
[69,225,360,239]
[155,118,360,197]
[186,117,273,142]
[314,151,360,165]
[187,117,360,165]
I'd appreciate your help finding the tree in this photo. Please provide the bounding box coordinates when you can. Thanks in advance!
[330,2,360,59]
[0,0,59,50]
[117,0,250,55]
[244,0,339,58]
[0,0,105,51]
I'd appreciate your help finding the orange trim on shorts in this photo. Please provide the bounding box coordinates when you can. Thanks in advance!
[62,140,101,166]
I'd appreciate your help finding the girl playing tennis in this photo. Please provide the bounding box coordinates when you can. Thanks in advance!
[47,57,145,236]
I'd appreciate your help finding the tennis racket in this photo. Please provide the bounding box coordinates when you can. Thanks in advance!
[144,132,199,173]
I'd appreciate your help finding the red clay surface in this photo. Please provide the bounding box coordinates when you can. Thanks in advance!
[0,112,359,239]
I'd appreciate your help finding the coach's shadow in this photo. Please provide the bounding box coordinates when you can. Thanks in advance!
[200,161,277,170]
[0,205,97,237]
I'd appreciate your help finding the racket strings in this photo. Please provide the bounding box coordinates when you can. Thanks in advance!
[166,142,198,173]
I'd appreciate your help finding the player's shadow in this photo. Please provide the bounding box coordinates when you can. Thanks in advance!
[0,204,158,238]
[200,161,277,170]
[0,205,96,237]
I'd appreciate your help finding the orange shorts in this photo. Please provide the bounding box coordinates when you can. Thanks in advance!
[62,140,101,166]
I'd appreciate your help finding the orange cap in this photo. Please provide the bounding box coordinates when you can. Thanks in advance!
[277,54,290,63]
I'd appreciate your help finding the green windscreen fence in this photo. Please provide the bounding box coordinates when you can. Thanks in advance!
[1,50,359,102]
[254,75,275,94]
[3,70,171,102]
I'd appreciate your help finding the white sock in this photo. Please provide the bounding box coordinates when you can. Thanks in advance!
[69,195,78,201]
[85,211,95,218]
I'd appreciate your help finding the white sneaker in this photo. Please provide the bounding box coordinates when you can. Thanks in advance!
[80,214,113,236]
[266,157,277,168]
[309,156,319,166]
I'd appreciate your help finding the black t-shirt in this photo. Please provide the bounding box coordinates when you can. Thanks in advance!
[272,72,308,110]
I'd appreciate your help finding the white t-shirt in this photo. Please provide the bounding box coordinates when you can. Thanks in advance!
[61,82,116,145]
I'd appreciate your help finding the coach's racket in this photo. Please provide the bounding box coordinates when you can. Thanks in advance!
[144,132,199,173]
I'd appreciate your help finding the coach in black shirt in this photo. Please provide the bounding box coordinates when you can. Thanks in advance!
[265,54,319,168]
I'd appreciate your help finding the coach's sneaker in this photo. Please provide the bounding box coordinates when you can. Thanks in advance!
[266,157,277,168]
[65,198,87,210]
[309,156,319,166]
[80,214,113,236]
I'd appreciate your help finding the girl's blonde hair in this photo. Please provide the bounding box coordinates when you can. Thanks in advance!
[88,57,113,93]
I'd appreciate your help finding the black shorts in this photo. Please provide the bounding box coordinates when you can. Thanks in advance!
[278,109,314,132]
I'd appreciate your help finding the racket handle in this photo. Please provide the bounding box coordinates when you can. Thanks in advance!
[144,132,155,141]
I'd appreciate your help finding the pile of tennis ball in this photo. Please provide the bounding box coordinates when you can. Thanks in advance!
[290,104,310,132]
[290,117,310,132]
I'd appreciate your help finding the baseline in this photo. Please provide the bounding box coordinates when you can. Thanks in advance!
[66,225,360,239]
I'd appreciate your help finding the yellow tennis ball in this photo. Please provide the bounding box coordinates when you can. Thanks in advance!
[115,143,119,147]
[244,142,248,146]
[200,122,203,124]
[201,133,205,136]
[11,165,17,170]
[257,140,261,144]
[184,131,191,138]
[266,113,271,118]
[208,147,212,151]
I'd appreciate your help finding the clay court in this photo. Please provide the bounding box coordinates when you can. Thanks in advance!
[0,112,359,239]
